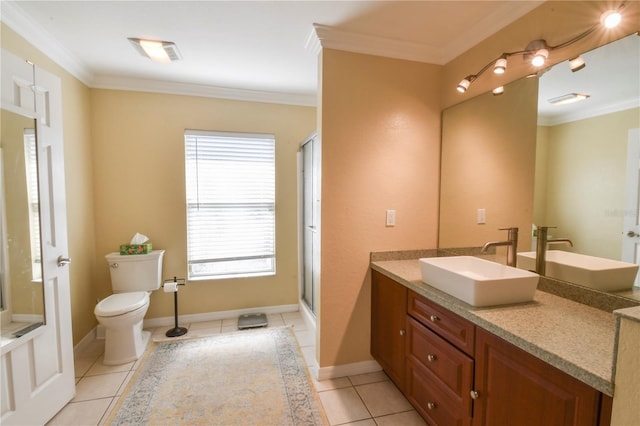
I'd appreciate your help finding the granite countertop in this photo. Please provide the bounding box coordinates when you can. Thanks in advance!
[371,259,617,396]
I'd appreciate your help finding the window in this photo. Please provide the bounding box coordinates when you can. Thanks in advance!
[185,130,275,279]
[24,128,41,281]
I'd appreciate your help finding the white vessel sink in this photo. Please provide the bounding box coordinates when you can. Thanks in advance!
[517,250,638,292]
[419,256,539,307]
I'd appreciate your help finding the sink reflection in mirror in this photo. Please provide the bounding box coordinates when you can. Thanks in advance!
[420,256,539,307]
[517,250,639,293]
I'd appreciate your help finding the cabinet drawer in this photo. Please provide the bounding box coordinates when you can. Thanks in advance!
[407,316,473,404]
[408,290,475,355]
[406,358,472,426]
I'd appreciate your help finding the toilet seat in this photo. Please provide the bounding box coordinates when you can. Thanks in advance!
[95,292,149,317]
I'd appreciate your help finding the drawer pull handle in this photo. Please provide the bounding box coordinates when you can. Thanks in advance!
[429,314,439,322]
[427,402,436,410]
[399,329,406,336]
[427,354,437,362]
[470,390,480,400]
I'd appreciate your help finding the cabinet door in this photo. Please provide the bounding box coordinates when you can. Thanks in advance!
[473,328,601,426]
[371,270,407,390]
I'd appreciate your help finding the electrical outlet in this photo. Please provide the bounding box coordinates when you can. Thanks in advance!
[386,210,396,227]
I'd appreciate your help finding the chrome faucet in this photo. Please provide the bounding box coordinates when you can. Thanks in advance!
[535,226,573,275]
[481,227,518,267]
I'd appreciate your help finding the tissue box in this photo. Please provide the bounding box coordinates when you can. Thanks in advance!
[119,243,152,255]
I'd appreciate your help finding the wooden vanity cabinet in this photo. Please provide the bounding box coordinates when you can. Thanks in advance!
[371,271,407,390]
[371,270,613,426]
[473,328,606,426]
[406,316,473,425]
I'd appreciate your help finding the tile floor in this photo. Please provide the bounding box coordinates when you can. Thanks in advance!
[47,311,425,425]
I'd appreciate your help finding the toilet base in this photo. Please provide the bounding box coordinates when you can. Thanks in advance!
[103,320,150,365]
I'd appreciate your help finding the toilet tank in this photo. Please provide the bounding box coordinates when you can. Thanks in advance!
[105,250,165,293]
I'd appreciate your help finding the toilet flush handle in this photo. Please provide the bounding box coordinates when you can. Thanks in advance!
[110,263,119,269]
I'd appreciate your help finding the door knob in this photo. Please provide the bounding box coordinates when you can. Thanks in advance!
[57,256,71,267]
[627,231,638,238]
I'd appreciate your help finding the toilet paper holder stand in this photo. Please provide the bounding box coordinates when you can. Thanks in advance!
[162,277,187,337]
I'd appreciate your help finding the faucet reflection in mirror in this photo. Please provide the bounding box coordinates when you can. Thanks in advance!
[534,226,573,275]
[456,6,624,94]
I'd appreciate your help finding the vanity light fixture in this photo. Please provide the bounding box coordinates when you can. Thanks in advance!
[548,93,590,105]
[493,56,508,74]
[455,5,625,93]
[569,56,586,72]
[531,48,549,67]
[457,75,476,93]
[128,38,181,63]
[601,9,622,28]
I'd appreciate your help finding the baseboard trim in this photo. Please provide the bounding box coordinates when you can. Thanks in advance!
[142,303,299,329]
[317,360,382,381]
[74,326,97,357]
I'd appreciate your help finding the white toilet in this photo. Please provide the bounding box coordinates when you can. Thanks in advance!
[94,250,165,365]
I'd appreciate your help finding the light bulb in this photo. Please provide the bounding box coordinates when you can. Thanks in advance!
[457,77,472,93]
[569,56,586,72]
[601,10,622,28]
[531,49,548,67]
[493,58,507,74]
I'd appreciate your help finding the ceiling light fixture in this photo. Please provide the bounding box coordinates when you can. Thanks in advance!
[548,93,590,105]
[128,38,181,63]
[492,86,504,96]
[569,56,586,72]
[455,5,625,93]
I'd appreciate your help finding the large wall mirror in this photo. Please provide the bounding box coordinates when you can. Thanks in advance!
[440,33,640,301]
[1,106,45,344]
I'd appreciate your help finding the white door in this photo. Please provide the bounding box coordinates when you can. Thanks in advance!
[1,49,75,425]
[622,128,640,287]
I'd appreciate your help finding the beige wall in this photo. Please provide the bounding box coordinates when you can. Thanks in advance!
[90,90,315,319]
[535,108,640,260]
[319,48,441,367]
[2,24,96,344]
[440,77,538,253]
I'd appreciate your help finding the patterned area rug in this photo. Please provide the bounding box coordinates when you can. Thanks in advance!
[108,327,327,425]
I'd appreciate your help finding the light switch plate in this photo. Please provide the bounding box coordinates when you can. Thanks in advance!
[477,208,486,224]
[386,210,396,227]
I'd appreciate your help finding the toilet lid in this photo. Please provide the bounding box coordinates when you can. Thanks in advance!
[94,292,149,317]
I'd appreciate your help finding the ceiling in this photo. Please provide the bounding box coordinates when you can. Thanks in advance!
[2,1,541,106]
[537,33,639,125]
[2,1,637,121]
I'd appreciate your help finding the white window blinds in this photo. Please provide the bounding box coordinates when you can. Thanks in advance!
[185,130,275,279]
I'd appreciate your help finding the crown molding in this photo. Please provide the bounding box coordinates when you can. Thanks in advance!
[1,1,316,106]
[1,1,93,85]
[311,2,542,65]
[538,98,640,126]
[313,23,446,64]
[91,75,317,107]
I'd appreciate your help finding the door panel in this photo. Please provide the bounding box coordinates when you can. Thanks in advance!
[1,49,75,425]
